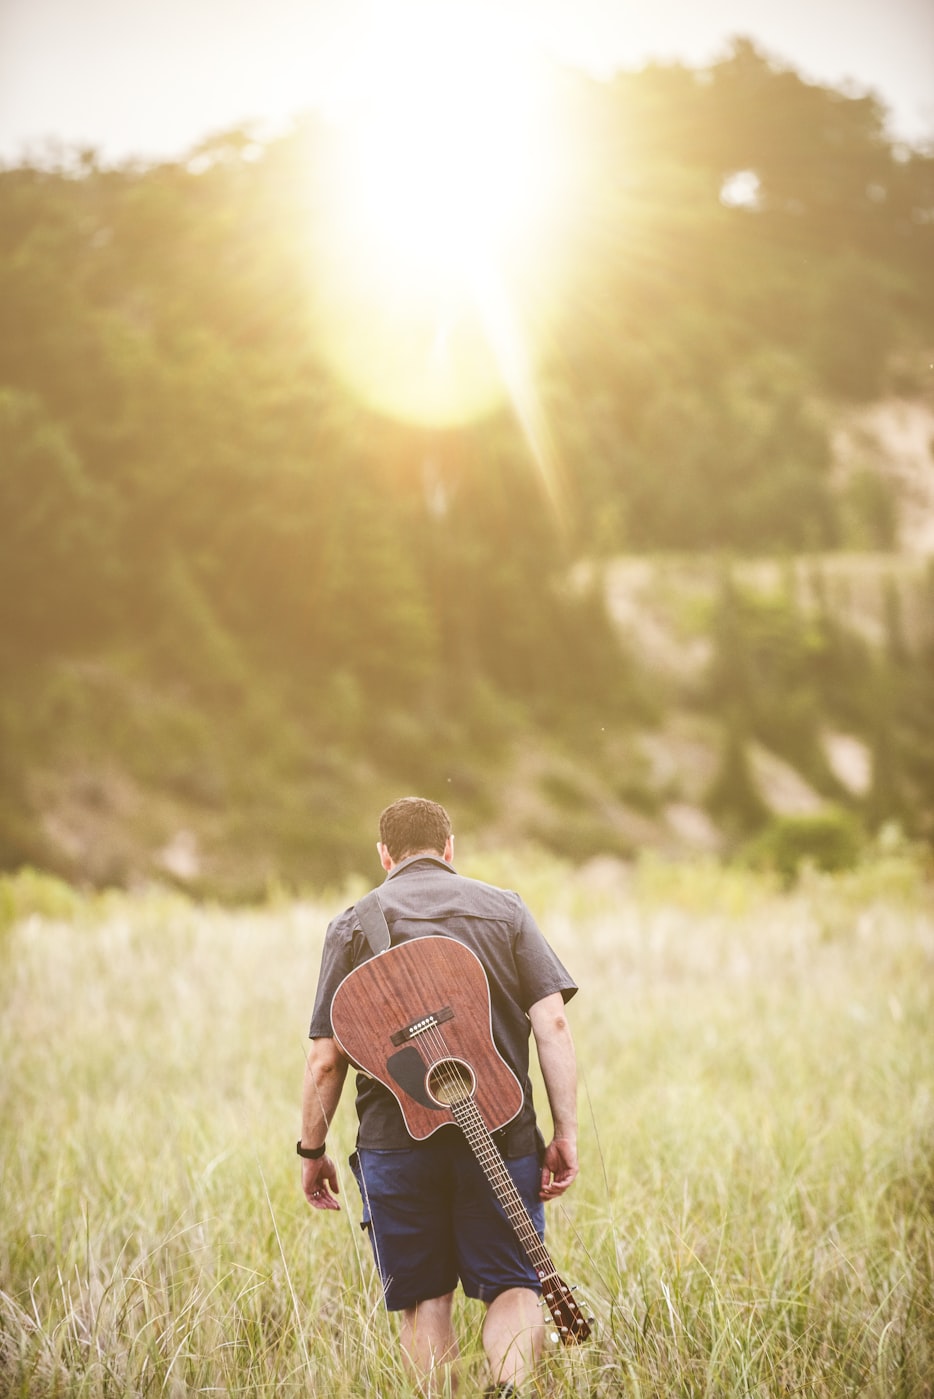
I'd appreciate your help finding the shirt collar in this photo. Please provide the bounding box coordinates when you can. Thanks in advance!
[384,853,457,881]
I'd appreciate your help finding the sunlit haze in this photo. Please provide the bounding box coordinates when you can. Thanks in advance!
[2,0,932,164]
[307,4,567,434]
[1,0,931,447]
[325,8,547,268]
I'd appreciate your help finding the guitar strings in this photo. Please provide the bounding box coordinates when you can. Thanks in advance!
[395,1018,588,1339]
[414,1022,557,1281]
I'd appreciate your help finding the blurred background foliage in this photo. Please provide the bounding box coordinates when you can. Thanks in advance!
[1,41,933,894]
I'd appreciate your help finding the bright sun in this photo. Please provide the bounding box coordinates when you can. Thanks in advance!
[308,2,567,430]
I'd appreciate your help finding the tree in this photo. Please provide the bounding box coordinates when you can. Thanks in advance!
[0,388,115,654]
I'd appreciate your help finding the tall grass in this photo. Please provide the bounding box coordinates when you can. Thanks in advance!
[0,857,931,1396]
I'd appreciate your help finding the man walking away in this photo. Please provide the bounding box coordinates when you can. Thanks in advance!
[299,797,579,1395]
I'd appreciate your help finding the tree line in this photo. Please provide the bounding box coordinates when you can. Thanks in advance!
[1,40,932,883]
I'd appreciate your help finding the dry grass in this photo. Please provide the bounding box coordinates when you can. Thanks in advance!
[1,854,932,1396]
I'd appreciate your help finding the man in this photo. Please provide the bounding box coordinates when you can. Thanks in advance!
[300,796,579,1396]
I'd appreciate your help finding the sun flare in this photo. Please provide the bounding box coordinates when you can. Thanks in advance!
[308,3,567,430]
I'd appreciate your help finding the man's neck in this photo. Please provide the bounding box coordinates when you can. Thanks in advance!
[385,850,451,874]
[380,836,454,874]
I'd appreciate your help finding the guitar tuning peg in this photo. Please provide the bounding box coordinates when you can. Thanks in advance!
[549,1332,559,1344]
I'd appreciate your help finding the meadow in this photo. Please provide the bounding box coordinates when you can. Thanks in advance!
[1,853,932,1397]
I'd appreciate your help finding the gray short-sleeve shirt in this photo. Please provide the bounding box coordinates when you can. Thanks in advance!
[308,856,577,1154]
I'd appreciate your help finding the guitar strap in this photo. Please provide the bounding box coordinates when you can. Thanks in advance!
[353,889,391,956]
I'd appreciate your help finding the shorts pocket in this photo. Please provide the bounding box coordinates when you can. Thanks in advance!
[348,1149,372,1230]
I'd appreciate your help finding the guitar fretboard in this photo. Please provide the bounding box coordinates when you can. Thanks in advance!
[446,1090,590,1344]
[449,1095,555,1279]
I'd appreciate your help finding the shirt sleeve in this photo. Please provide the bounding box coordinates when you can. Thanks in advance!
[511,898,578,1011]
[308,914,355,1038]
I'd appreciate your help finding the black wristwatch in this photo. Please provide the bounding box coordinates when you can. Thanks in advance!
[296,1140,326,1160]
[300,1135,329,1158]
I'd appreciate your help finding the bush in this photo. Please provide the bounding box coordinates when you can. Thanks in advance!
[741,807,863,883]
[0,867,83,933]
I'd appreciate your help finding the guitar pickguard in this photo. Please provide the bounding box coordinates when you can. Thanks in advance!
[385,1045,440,1110]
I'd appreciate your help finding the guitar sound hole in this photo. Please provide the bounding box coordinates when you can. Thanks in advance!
[426,1058,475,1105]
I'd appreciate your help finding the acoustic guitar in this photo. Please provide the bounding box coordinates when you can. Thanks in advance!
[330,934,591,1345]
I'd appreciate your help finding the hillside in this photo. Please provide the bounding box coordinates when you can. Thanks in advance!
[1,42,933,893]
[596,548,932,838]
[8,536,931,896]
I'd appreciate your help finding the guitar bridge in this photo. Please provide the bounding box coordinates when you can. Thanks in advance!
[390,1006,454,1046]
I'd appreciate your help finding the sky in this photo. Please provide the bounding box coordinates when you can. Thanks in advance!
[1,0,932,164]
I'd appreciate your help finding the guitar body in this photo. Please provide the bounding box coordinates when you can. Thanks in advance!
[330,932,593,1346]
[330,935,523,1139]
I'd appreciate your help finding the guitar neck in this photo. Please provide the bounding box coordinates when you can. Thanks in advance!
[448,1096,591,1345]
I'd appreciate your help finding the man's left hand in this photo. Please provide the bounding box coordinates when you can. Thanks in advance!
[539,1137,578,1201]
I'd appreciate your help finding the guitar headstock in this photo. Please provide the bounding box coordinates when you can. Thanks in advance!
[541,1274,593,1346]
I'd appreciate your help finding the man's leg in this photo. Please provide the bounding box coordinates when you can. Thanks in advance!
[482,1286,545,1392]
[401,1291,460,1395]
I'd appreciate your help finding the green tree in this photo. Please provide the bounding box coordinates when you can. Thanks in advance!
[0,388,115,654]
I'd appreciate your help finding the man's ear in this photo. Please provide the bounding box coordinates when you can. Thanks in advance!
[377,841,394,872]
[443,835,454,863]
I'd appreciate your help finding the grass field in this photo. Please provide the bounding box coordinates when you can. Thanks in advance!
[1,853,932,1397]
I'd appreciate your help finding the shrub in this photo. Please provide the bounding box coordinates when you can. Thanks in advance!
[741,807,863,883]
[0,867,83,933]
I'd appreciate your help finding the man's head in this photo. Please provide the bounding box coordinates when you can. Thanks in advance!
[378,796,453,868]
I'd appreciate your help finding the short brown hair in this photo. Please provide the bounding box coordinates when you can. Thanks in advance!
[379,797,452,861]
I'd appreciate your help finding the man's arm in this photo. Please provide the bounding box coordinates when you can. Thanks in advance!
[529,991,579,1202]
[300,1036,349,1210]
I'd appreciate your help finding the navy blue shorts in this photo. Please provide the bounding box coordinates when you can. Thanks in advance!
[349,1132,546,1310]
